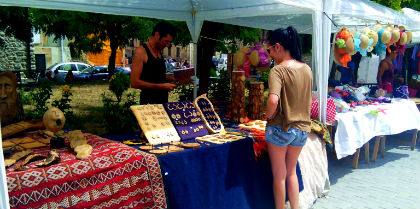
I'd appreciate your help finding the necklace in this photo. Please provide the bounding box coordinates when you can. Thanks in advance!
[146,41,159,57]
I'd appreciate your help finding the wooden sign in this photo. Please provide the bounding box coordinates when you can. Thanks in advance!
[130,104,180,145]
[193,94,224,134]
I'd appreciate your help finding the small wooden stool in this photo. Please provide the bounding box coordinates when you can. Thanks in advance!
[352,141,371,169]
[372,136,386,162]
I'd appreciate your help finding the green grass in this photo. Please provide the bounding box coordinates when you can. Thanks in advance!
[21,80,180,135]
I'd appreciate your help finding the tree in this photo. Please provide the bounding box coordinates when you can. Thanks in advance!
[32,9,155,76]
[372,0,419,11]
[197,22,261,94]
[0,7,33,77]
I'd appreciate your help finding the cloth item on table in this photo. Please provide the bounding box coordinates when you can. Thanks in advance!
[380,82,393,94]
[357,86,371,95]
[334,99,351,113]
[337,61,355,84]
[6,133,167,209]
[394,85,409,99]
[310,119,332,145]
[336,85,366,102]
[310,97,337,122]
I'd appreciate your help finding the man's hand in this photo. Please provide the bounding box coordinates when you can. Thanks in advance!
[160,83,178,91]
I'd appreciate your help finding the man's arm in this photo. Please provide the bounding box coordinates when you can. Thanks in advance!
[377,61,386,86]
[130,46,177,91]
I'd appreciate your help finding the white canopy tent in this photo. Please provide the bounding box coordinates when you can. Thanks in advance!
[402,8,420,44]
[0,0,418,208]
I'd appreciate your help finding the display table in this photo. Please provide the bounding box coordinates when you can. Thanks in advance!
[5,133,167,209]
[157,137,302,209]
[334,99,420,161]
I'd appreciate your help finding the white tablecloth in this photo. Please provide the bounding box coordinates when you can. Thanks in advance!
[334,99,420,159]
[296,132,330,209]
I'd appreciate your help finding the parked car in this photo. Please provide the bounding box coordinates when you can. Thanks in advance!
[46,62,91,82]
[217,58,227,71]
[74,65,130,81]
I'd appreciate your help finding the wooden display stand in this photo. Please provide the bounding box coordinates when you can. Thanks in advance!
[248,82,264,120]
[231,71,246,123]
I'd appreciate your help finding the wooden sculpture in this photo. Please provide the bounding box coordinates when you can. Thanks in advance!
[67,130,92,159]
[0,71,24,126]
[231,71,246,123]
[248,82,265,119]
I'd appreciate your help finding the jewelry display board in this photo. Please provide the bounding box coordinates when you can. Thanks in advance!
[130,104,180,145]
[196,133,245,144]
[193,94,224,134]
[164,101,209,140]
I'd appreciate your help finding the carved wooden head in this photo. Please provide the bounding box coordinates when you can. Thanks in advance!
[0,71,20,125]
[43,107,66,133]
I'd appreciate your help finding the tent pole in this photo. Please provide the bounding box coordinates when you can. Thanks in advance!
[0,121,11,209]
[193,42,198,98]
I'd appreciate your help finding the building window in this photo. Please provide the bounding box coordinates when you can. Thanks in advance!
[176,47,180,58]
[129,40,134,47]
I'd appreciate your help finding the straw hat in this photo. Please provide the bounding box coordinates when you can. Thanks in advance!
[249,50,259,66]
[373,23,383,32]
[333,27,353,67]
[233,50,246,67]
[406,31,413,44]
[359,34,370,50]
[399,31,407,45]
[379,29,392,44]
[369,30,379,48]
[391,27,400,44]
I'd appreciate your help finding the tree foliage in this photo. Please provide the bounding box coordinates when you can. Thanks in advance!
[0,6,33,77]
[372,0,419,11]
[32,9,155,75]
[197,21,261,94]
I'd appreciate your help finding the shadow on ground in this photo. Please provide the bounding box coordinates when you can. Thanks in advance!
[326,130,419,186]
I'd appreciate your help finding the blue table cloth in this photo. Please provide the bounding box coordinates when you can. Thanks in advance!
[103,134,303,209]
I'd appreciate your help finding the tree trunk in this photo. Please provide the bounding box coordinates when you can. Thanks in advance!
[108,37,118,78]
[197,22,222,95]
[24,8,32,78]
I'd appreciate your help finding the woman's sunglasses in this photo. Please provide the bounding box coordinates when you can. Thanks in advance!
[267,46,273,54]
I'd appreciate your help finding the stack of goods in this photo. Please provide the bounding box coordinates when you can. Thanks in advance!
[333,27,354,67]
[164,100,209,140]
[231,71,246,123]
[333,23,413,67]
[196,133,245,144]
[248,82,265,120]
[238,120,266,131]
[233,43,270,77]
[194,94,224,133]
[130,104,180,145]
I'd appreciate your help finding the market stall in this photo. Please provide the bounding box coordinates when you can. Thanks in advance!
[1,1,419,209]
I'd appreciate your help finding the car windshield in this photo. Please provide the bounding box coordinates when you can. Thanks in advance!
[81,66,106,74]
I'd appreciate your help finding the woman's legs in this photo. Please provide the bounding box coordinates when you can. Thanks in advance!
[286,145,303,209]
[267,143,288,209]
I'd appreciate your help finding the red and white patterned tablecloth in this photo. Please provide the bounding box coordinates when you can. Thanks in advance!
[6,133,167,209]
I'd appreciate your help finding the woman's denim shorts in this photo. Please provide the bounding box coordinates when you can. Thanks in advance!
[265,125,309,147]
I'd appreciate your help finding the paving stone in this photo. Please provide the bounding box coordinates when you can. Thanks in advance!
[312,130,420,209]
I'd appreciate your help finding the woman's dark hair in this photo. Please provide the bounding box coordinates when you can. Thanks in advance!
[267,26,302,62]
[385,45,396,57]
[152,21,176,39]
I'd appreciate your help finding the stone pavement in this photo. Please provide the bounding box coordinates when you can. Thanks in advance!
[312,130,420,209]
